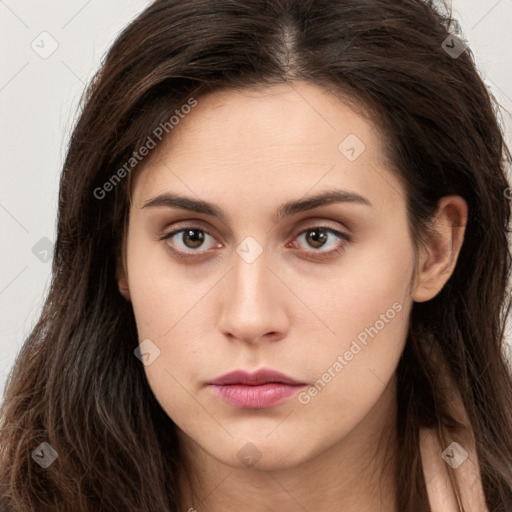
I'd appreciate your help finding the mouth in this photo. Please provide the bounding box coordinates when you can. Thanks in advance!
[207,368,307,409]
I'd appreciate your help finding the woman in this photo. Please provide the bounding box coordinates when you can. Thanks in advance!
[1,0,511,510]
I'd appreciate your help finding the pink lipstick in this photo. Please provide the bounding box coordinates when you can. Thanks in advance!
[208,369,306,409]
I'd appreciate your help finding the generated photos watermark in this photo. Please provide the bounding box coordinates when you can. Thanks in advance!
[31,442,59,469]
[93,97,198,200]
[298,301,403,404]
[441,441,469,469]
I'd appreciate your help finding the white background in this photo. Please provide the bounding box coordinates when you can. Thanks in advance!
[1,0,511,398]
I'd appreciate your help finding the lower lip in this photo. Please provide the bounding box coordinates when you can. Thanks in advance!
[209,383,305,409]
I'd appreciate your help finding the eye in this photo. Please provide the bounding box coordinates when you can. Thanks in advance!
[159,227,221,259]
[159,224,352,262]
[288,226,352,260]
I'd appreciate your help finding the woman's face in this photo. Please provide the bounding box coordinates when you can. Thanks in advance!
[118,82,419,471]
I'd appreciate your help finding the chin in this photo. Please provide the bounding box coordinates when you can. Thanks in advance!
[208,436,317,472]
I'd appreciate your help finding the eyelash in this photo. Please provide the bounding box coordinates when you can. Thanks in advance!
[158,224,352,262]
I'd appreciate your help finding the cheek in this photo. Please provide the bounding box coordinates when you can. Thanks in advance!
[125,235,221,401]
[125,224,194,337]
[304,227,414,344]
[292,298,409,457]
[294,229,413,402]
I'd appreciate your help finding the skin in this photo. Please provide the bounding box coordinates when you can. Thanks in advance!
[116,81,484,511]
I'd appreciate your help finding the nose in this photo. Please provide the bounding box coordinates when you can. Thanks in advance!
[216,248,290,345]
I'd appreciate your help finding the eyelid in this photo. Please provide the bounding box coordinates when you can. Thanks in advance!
[159,225,221,248]
[295,225,352,244]
[158,227,221,263]
[158,221,353,260]
[290,226,352,260]
[158,218,222,243]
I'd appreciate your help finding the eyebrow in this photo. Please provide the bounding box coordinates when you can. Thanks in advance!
[141,189,372,220]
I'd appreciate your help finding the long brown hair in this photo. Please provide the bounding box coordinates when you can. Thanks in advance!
[1,0,511,510]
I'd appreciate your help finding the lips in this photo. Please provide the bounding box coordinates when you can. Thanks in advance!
[209,369,305,386]
[207,368,307,409]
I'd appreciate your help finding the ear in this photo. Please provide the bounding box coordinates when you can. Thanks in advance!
[413,195,467,303]
[116,233,131,302]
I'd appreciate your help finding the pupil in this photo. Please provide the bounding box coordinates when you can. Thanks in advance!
[184,229,204,248]
[307,229,327,248]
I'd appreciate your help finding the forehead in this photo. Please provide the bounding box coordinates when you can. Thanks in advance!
[131,82,404,215]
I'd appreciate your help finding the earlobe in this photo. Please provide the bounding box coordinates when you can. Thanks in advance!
[116,239,131,302]
[117,267,131,301]
[412,195,468,303]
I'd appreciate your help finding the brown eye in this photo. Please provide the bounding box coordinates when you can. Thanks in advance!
[180,229,205,249]
[159,227,221,258]
[304,228,329,249]
[289,226,352,261]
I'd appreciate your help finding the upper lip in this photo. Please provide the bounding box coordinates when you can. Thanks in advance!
[208,368,306,386]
